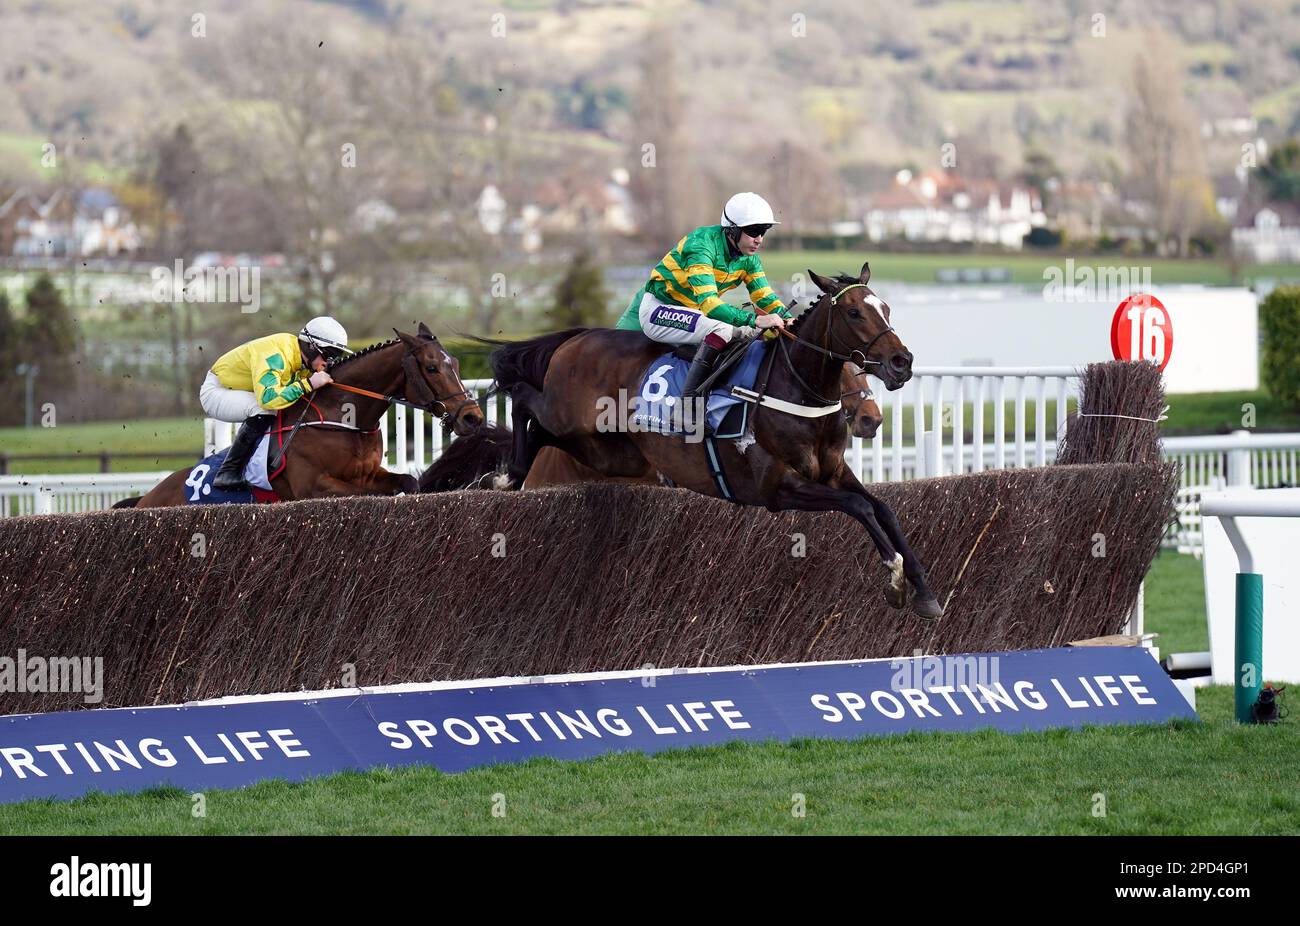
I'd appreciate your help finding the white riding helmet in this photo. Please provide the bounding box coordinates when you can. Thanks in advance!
[299,316,352,358]
[720,192,780,229]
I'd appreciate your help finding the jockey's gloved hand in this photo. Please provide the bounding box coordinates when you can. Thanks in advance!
[309,371,333,390]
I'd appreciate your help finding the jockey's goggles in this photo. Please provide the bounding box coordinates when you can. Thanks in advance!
[739,223,773,238]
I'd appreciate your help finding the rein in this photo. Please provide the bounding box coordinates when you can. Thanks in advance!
[331,380,474,418]
[270,348,480,470]
[780,282,895,371]
[758,282,892,407]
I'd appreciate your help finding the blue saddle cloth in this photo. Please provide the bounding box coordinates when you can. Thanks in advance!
[181,449,259,504]
[630,340,766,439]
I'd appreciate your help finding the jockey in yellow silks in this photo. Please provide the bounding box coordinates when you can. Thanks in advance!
[199,316,351,490]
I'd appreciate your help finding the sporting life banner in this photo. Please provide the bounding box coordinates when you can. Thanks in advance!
[0,647,1195,804]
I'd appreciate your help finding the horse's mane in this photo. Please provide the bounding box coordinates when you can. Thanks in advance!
[788,273,867,338]
[327,337,400,372]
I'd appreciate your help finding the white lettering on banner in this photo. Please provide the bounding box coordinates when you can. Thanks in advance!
[810,675,1167,722]
[49,856,152,907]
[0,729,311,780]
[376,699,754,750]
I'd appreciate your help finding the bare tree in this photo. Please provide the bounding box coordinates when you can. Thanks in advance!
[1123,29,1211,255]
[627,25,698,249]
[765,140,841,249]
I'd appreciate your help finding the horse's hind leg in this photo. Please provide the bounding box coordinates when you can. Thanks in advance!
[507,383,555,488]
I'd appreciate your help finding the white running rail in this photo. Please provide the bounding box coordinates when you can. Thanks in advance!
[200,367,1085,482]
[0,472,171,516]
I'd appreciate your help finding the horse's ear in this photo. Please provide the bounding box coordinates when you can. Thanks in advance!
[417,321,434,339]
[859,261,871,284]
[394,328,420,351]
[808,269,837,294]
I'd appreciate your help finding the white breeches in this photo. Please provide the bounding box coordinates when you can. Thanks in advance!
[637,291,738,345]
[200,370,264,422]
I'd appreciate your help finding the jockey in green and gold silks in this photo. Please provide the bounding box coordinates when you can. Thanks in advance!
[616,192,793,397]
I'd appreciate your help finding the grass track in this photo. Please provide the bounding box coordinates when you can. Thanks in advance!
[0,417,202,474]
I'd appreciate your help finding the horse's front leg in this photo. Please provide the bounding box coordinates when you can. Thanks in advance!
[311,473,412,498]
[832,468,942,618]
[771,474,942,620]
[363,467,419,496]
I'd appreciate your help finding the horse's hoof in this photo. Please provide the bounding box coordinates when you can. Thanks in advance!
[505,468,528,490]
[884,584,907,610]
[912,596,944,620]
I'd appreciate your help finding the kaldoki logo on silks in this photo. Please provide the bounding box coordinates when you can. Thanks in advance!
[1111,293,1174,371]
[649,305,699,332]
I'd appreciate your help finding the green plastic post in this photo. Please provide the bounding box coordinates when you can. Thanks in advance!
[1235,573,1264,723]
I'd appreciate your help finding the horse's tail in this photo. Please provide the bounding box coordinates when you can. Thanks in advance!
[418,424,514,492]
[112,496,142,509]
[485,328,587,392]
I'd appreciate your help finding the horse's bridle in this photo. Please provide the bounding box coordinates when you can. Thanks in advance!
[839,372,876,423]
[766,282,895,406]
[782,282,896,373]
[401,350,480,427]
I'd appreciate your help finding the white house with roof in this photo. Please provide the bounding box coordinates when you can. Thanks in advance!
[864,170,1046,249]
[0,187,140,257]
[1232,204,1300,263]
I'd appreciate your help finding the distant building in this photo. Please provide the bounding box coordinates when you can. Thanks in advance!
[0,189,43,255]
[531,169,636,236]
[352,198,398,234]
[0,186,140,258]
[1232,204,1300,263]
[863,170,1046,249]
[1213,168,1249,223]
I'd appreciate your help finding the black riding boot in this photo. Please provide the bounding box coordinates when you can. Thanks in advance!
[681,342,723,398]
[213,414,274,491]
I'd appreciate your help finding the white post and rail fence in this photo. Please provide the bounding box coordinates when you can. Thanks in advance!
[4,369,1298,545]
[1199,494,1300,722]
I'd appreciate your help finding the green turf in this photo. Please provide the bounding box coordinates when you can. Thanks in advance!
[1144,550,1209,656]
[0,417,203,474]
[0,553,1286,836]
[1163,390,1300,435]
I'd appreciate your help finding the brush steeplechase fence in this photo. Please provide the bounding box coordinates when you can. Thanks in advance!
[0,463,1176,716]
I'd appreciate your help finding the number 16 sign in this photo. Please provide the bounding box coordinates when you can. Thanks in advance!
[1111,293,1174,370]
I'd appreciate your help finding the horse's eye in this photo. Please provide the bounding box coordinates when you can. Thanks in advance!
[848,309,861,319]
[426,365,437,373]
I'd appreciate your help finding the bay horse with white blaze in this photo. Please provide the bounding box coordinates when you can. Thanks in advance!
[490,262,944,618]
[416,365,884,491]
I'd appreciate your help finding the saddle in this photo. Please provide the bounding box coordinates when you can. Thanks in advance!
[672,334,760,395]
